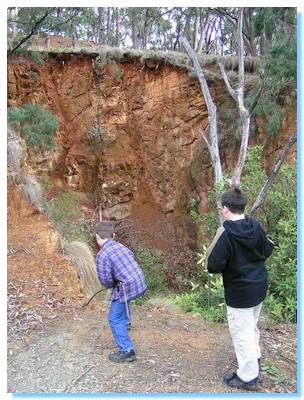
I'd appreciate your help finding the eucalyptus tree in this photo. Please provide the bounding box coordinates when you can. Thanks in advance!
[7,7,56,53]
[7,7,89,53]
[181,8,263,220]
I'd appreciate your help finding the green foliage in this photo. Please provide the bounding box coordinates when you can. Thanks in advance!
[30,51,45,66]
[7,103,59,149]
[241,145,266,208]
[175,245,225,322]
[199,178,229,238]
[176,291,225,322]
[261,361,286,385]
[135,248,169,297]
[29,70,39,80]
[44,190,95,244]
[242,147,297,322]
[245,32,296,136]
[263,35,296,97]
[188,195,201,223]
[47,191,81,223]
[181,146,296,323]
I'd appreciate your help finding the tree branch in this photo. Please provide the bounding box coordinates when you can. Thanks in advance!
[251,133,297,216]
[198,128,211,152]
[181,36,216,116]
[8,8,55,55]
[218,60,237,101]
[181,34,223,204]
[249,74,265,115]
[237,8,245,93]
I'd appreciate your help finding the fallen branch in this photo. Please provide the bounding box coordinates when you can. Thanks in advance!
[63,365,95,392]
[81,287,107,308]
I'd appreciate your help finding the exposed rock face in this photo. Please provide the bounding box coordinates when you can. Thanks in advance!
[7,52,296,229]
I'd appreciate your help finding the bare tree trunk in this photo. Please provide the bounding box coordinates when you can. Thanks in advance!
[173,15,181,50]
[193,8,199,52]
[71,22,78,48]
[259,34,266,56]
[131,14,140,49]
[181,36,223,222]
[106,7,111,45]
[197,12,209,53]
[115,7,120,47]
[218,8,250,187]
[97,7,104,45]
[206,18,217,54]
[214,7,256,56]
[243,7,256,56]
[251,133,297,216]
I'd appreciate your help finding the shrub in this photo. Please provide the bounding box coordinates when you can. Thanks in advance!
[135,247,170,298]
[175,245,225,322]
[46,190,80,220]
[245,35,296,136]
[181,145,296,323]
[7,103,59,149]
[30,51,45,66]
[63,240,101,297]
[176,290,226,322]
[241,147,297,322]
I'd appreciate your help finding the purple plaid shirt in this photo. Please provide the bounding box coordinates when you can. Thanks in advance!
[96,239,147,302]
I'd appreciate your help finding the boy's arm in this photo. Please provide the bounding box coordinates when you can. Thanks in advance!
[96,252,115,288]
[205,226,231,273]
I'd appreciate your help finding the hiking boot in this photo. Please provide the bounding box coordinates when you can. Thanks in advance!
[223,372,258,391]
[109,350,136,363]
[127,324,132,331]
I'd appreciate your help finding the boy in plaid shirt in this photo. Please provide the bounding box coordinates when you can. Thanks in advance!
[96,221,147,362]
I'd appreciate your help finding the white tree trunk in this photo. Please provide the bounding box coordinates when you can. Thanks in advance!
[181,36,223,222]
[181,36,223,186]
[193,8,199,51]
[197,12,209,53]
[219,8,250,187]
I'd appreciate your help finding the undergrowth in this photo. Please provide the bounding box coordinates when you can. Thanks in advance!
[44,190,95,245]
[7,103,59,149]
[134,247,171,304]
[181,145,296,324]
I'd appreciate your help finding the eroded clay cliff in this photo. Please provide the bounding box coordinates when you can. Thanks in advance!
[7,52,296,251]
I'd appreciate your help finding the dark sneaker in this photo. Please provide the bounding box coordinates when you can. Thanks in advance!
[109,350,136,363]
[223,372,258,391]
[127,324,132,331]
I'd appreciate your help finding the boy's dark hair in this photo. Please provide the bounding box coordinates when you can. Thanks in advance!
[96,221,114,239]
[221,187,247,214]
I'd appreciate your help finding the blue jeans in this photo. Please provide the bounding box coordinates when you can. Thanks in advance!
[108,300,134,352]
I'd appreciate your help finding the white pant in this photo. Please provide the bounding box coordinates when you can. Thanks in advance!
[227,303,262,382]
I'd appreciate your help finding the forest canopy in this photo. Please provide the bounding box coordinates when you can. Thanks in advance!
[7,7,296,56]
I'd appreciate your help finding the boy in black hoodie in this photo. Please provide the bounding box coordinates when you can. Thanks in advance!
[206,187,274,391]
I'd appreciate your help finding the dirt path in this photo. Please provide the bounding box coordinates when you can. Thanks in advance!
[8,298,297,394]
[7,183,297,394]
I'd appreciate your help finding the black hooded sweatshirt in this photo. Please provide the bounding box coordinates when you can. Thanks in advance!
[206,216,274,308]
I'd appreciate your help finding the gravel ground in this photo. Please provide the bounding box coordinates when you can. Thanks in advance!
[7,299,297,394]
